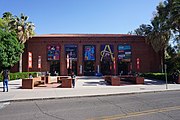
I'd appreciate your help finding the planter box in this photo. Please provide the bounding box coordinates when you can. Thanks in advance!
[176,75,180,84]
[41,76,46,84]
[57,76,69,83]
[22,77,42,89]
[111,76,121,86]
[135,77,144,84]
[45,76,51,84]
[61,78,72,88]
[22,78,34,89]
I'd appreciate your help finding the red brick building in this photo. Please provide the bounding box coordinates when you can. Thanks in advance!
[12,34,161,76]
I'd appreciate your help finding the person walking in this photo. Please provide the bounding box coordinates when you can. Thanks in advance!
[2,69,10,92]
[71,72,76,88]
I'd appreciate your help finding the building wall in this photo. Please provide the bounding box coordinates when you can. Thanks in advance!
[16,34,161,75]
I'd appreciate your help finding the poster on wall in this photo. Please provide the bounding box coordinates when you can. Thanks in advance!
[118,44,131,62]
[100,45,114,61]
[84,45,95,61]
[65,45,77,59]
[47,45,60,60]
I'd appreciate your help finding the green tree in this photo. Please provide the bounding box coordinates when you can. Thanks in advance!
[133,24,152,36]
[2,12,14,31]
[2,12,35,72]
[0,18,4,28]
[146,18,171,53]
[0,29,24,71]
[166,45,180,73]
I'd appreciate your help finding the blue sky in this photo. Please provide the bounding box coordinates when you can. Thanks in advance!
[1,0,162,35]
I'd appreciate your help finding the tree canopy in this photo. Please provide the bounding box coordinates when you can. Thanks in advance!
[0,29,24,71]
[132,0,179,48]
[130,0,180,73]
[0,12,35,71]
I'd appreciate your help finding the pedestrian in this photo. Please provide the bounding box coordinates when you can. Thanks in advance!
[71,71,76,88]
[2,69,10,92]
[29,73,33,78]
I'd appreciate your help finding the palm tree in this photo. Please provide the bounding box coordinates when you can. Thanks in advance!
[11,13,35,43]
[9,13,35,72]
[146,16,171,72]
[15,14,35,72]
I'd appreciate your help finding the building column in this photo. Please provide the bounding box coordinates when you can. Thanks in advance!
[114,43,118,75]
[96,43,101,73]
[60,44,67,75]
[77,43,83,76]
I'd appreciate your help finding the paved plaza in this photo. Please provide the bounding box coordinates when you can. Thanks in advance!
[0,76,180,103]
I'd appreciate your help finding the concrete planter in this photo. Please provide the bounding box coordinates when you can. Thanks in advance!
[135,77,144,84]
[61,78,72,88]
[111,76,121,86]
[45,76,51,84]
[176,75,180,84]
[22,78,34,89]
[57,76,69,83]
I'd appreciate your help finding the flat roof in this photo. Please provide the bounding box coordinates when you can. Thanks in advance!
[34,34,142,38]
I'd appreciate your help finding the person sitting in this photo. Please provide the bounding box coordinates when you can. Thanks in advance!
[29,73,33,78]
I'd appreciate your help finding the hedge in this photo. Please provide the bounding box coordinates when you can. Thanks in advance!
[0,72,38,82]
[140,73,172,81]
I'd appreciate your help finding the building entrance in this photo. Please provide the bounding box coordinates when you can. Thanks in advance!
[84,61,95,76]
[50,61,60,76]
[118,61,129,75]
[65,44,78,75]
[67,60,77,75]
[100,60,112,75]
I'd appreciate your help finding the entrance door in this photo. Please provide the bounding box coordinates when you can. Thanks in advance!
[100,60,112,75]
[50,61,60,76]
[67,60,77,75]
[118,62,129,75]
[84,61,95,76]
[72,60,77,75]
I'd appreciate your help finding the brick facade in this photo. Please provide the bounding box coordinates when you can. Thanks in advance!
[11,34,161,75]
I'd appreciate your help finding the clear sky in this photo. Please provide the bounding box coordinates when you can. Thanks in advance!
[0,0,162,35]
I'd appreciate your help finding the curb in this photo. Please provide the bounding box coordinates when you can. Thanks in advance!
[0,89,180,103]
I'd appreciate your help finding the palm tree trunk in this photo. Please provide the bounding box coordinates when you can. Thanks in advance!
[19,54,22,72]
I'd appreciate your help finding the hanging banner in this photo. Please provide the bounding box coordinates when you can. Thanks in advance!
[38,56,41,69]
[28,52,32,68]
[137,58,140,70]
[67,54,70,69]
[113,57,116,75]
[100,45,114,61]
[118,44,131,62]
[65,45,77,59]
[84,45,95,60]
[47,45,60,60]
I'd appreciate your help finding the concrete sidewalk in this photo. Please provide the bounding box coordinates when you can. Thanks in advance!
[0,76,180,103]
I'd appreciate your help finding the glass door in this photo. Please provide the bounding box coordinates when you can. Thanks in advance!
[118,61,129,75]
[50,61,60,76]
[100,60,112,75]
[84,61,95,76]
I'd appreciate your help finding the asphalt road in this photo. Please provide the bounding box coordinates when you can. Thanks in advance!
[0,91,180,120]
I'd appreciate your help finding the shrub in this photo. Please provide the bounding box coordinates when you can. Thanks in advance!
[141,73,172,81]
[0,72,38,82]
